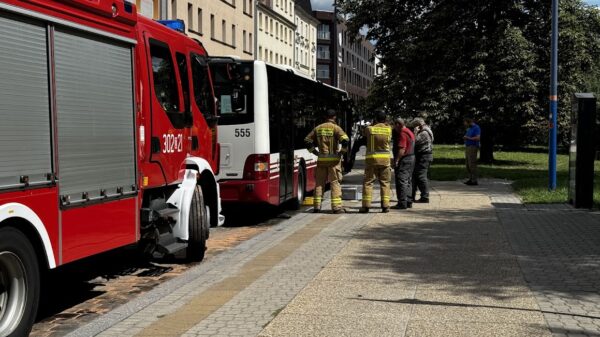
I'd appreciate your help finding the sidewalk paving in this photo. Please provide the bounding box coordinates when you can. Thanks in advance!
[64,171,600,337]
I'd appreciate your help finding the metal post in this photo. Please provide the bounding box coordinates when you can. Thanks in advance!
[549,0,559,191]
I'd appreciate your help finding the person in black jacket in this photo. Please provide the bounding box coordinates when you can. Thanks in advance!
[411,118,434,203]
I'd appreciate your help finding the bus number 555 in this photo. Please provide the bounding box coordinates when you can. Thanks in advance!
[235,128,251,137]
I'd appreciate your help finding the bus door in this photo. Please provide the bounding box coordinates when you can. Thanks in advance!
[278,97,295,203]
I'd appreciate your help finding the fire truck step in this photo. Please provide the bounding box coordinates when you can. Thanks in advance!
[155,207,179,219]
[156,242,188,256]
[153,233,188,257]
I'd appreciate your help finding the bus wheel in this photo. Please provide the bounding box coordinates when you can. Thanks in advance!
[291,168,305,210]
[186,186,208,262]
[0,227,40,337]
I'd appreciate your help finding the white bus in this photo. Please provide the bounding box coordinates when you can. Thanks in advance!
[210,60,352,208]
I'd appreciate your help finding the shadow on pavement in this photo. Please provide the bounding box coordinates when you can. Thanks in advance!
[351,297,600,321]
[331,183,600,336]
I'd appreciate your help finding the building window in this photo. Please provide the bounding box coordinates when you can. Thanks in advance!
[259,46,262,60]
[197,8,202,33]
[232,24,236,47]
[317,45,330,59]
[317,24,330,40]
[259,13,263,30]
[275,22,279,39]
[210,14,215,38]
[317,64,329,78]
[249,33,253,53]
[270,19,273,36]
[222,19,226,42]
[243,30,247,51]
[171,0,177,18]
[187,3,193,31]
[249,0,253,16]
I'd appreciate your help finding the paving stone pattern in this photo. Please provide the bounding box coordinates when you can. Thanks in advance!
[65,213,319,337]
[32,225,271,337]
[67,206,374,337]
[260,180,553,337]
[499,206,600,337]
[182,213,373,337]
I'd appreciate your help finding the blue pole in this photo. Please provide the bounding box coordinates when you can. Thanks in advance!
[549,0,558,191]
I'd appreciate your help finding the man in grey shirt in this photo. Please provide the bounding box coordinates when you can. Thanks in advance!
[412,118,434,203]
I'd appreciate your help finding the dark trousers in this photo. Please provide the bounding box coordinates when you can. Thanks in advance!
[395,155,415,206]
[412,154,433,200]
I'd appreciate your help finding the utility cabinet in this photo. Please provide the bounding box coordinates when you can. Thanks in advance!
[569,93,597,208]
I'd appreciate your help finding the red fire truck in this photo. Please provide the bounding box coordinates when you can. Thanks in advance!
[0,1,223,335]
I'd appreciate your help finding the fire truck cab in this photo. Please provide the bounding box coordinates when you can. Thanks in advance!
[0,1,222,335]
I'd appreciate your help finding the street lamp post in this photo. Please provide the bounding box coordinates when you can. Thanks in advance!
[549,0,559,191]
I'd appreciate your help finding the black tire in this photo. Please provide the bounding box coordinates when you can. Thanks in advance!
[186,186,208,262]
[290,167,306,210]
[0,227,40,337]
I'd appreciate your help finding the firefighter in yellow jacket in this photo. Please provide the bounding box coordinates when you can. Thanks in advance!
[359,111,392,213]
[304,109,349,214]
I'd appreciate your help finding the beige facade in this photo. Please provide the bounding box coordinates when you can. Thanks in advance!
[294,2,318,79]
[256,0,295,66]
[134,0,161,19]
[167,0,255,59]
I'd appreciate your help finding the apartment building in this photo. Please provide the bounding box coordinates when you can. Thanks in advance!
[313,11,375,101]
[168,0,255,59]
[294,0,318,79]
[257,0,295,66]
[337,19,376,101]
[313,10,335,86]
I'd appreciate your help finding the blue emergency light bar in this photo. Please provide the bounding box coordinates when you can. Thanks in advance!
[157,19,185,33]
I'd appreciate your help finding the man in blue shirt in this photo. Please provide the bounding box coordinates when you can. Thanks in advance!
[463,117,481,185]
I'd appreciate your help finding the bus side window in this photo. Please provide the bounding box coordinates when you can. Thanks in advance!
[149,39,186,128]
[191,53,216,122]
[176,52,192,127]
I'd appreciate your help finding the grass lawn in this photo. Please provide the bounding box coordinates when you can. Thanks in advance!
[430,144,600,205]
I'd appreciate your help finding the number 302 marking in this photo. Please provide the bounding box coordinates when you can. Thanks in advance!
[234,128,251,137]
[162,134,183,153]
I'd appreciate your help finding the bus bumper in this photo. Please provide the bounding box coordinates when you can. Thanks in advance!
[219,179,271,204]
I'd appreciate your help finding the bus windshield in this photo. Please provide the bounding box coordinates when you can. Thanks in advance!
[210,61,254,125]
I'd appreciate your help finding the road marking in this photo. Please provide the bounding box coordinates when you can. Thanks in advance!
[136,215,337,337]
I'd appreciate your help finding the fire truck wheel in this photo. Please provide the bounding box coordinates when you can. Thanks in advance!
[186,186,208,262]
[0,227,40,337]
[290,168,306,210]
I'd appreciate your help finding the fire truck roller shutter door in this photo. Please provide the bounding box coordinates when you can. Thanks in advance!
[0,13,52,189]
[54,28,136,204]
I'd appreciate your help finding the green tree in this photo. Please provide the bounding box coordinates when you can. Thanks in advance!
[340,0,600,161]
